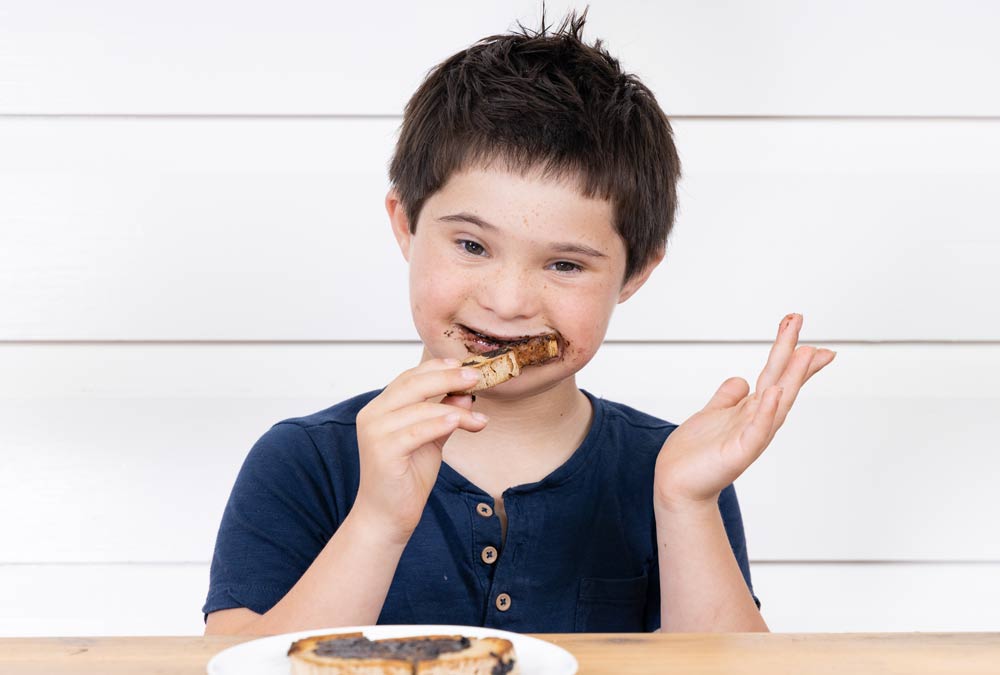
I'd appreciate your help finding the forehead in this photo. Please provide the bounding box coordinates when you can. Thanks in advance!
[422,166,621,251]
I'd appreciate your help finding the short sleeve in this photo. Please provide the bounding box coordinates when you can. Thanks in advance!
[202,422,343,621]
[718,483,761,610]
[643,557,662,631]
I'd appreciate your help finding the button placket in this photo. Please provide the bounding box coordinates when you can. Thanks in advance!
[469,494,502,597]
[485,494,518,625]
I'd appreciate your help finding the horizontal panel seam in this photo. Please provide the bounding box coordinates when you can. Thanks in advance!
[3,114,1000,122]
[752,560,1000,565]
[4,560,1000,566]
[2,340,999,346]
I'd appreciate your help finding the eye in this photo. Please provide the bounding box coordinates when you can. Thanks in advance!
[456,239,487,256]
[551,261,583,274]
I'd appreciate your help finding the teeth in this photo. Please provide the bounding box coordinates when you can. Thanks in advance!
[464,326,512,344]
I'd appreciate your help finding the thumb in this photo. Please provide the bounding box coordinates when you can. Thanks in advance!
[702,377,750,412]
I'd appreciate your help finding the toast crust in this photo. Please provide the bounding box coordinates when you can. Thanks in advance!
[449,333,560,395]
[287,633,518,675]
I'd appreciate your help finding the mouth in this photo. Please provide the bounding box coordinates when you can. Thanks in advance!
[456,324,554,355]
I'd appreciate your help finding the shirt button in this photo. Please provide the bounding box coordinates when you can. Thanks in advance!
[495,593,512,611]
[476,502,494,517]
[481,546,498,564]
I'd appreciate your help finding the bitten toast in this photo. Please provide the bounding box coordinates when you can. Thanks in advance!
[449,333,560,395]
[287,632,518,675]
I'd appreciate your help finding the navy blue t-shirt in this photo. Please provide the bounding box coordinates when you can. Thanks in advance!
[203,388,758,632]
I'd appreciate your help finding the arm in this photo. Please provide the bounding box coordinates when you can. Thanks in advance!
[204,358,488,636]
[653,313,835,632]
[654,500,766,632]
[206,508,407,635]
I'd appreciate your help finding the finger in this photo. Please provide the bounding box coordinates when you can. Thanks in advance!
[776,345,817,391]
[378,365,481,412]
[366,358,462,411]
[738,385,783,462]
[702,377,750,412]
[755,313,802,393]
[404,357,466,376]
[423,357,466,369]
[376,401,488,436]
[385,411,481,457]
[765,345,817,428]
[803,348,837,385]
[754,347,837,448]
[440,393,474,410]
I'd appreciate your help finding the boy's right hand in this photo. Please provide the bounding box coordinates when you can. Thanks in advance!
[351,358,489,546]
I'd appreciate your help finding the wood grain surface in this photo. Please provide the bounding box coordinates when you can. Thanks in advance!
[1,633,999,674]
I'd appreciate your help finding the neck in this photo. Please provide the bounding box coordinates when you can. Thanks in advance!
[419,346,592,486]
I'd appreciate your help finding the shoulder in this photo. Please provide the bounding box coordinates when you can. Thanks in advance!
[580,391,679,477]
[241,389,383,472]
[587,391,679,447]
[273,388,384,432]
[596,395,678,431]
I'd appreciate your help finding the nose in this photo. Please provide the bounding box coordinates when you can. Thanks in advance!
[476,265,541,320]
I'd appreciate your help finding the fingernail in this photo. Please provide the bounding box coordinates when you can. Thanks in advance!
[444,358,461,366]
[472,412,489,423]
[462,368,479,381]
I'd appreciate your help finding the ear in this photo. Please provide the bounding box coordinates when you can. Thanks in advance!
[386,189,413,262]
[617,248,665,304]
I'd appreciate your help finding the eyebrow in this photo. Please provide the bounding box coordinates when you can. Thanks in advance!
[438,212,609,259]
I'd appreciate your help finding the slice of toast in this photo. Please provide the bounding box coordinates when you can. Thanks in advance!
[449,333,560,395]
[454,350,521,395]
[287,632,518,675]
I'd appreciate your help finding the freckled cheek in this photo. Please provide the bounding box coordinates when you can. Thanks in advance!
[550,301,613,366]
[410,258,477,319]
[558,319,607,365]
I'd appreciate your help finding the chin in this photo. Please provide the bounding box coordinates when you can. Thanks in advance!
[477,363,579,401]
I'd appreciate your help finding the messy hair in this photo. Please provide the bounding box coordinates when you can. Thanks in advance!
[388,8,681,286]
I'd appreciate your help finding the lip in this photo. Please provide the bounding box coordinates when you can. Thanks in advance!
[455,324,566,363]
[457,324,546,344]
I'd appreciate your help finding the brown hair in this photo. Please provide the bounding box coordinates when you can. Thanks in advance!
[388,8,681,285]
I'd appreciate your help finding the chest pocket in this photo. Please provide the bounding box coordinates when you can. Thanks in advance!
[574,572,649,632]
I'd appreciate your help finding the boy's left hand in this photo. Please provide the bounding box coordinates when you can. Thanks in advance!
[653,313,836,514]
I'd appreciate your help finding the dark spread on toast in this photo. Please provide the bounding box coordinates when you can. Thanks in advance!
[312,635,471,660]
[491,656,517,674]
[460,333,560,367]
[462,345,511,366]
[508,333,560,365]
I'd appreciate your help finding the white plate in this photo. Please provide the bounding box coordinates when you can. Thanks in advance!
[207,624,578,675]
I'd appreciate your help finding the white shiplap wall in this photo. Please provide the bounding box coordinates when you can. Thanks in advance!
[2,0,998,636]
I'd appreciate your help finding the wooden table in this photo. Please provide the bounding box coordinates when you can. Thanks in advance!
[1,633,999,674]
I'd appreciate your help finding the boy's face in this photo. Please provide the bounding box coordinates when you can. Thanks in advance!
[388,165,660,399]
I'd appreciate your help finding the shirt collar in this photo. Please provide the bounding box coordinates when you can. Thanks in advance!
[437,388,605,495]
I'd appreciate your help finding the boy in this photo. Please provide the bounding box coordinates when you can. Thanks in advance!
[203,12,835,635]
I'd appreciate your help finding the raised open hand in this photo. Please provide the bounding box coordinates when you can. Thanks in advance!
[653,314,836,513]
